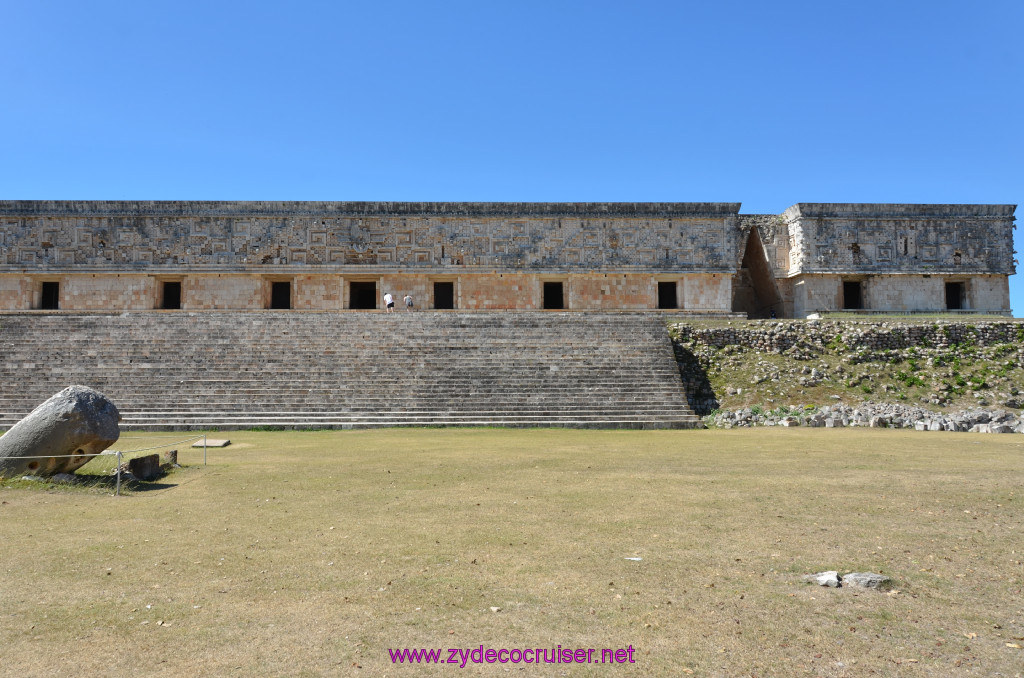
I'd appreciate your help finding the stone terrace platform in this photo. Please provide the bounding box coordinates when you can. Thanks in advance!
[0,311,700,430]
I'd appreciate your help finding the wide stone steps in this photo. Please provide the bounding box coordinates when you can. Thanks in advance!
[0,311,699,429]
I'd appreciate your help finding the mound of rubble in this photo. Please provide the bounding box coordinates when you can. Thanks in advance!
[707,402,1023,433]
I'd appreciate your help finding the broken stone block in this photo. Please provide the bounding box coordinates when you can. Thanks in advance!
[0,386,120,478]
[805,571,841,587]
[842,572,892,590]
[128,454,162,481]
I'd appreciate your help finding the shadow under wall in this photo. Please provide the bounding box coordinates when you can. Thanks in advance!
[732,227,782,319]
[672,342,719,416]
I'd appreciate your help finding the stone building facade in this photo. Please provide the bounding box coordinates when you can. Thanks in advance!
[0,201,1015,317]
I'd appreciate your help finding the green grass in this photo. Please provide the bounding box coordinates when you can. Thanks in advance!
[1,428,1023,676]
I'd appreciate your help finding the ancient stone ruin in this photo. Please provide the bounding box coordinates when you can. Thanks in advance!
[0,385,120,477]
[0,201,1014,318]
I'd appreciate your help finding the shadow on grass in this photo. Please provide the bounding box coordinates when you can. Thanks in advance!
[76,474,181,493]
[2,469,188,494]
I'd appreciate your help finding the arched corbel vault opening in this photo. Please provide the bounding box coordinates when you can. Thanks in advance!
[731,226,782,318]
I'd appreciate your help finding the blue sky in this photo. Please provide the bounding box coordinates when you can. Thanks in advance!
[3,1,1021,313]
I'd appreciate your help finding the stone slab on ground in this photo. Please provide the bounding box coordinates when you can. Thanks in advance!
[192,439,231,448]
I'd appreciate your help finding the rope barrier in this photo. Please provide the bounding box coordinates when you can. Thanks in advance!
[108,435,206,455]
[2,434,209,496]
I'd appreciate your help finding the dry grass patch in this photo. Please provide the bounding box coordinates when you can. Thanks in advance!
[0,428,1022,676]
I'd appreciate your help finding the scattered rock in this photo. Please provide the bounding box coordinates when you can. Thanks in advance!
[705,402,1024,434]
[51,473,78,484]
[842,572,893,590]
[127,454,162,482]
[803,570,893,590]
[805,571,840,587]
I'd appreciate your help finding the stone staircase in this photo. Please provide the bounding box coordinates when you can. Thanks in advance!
[0,311,700,430]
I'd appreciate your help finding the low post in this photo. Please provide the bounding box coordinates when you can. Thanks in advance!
[115,450,122,496]
[203,435,207,466]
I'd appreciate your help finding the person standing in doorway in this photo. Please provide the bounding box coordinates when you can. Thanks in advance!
[403,293,413,311]
[383,291,395,313]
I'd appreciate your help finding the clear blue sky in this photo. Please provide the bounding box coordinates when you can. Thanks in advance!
[3,1,1021,313]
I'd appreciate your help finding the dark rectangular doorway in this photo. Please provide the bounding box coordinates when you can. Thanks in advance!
[433,281,454,309]
[945,282,964,310]
[40,282,59,309]
[842,281,863,310]
[543,282,564,309]
[162,281,181,310]
[350,281,377,309]
[657,281,677,309]
[270,281,291,309]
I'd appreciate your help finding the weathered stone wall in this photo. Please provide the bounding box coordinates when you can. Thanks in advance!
[791,273,1011,316]
[0,271,738,311]
[783,203,1015,276]
[182,275,262,310]
[0,201,740,273]
[0,201,1014,315]
[0,276,34,309]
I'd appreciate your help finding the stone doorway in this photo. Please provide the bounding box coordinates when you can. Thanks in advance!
[40,281,59,310]
[657,281,678,309]
[433,281,454,309]
[270,281,291,309]
[349,281,377,309]
[946,281,965,310]
[543,282,564,309]
[843,281,863,310]
[162,281,181,310]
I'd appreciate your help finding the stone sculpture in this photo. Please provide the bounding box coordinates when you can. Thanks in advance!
[0,385,120,477]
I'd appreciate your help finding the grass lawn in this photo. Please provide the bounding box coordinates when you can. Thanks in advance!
[1,428,1022,676]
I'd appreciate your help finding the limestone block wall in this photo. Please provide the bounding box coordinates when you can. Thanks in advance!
[0,201,1013,316]
[294,275,342,310]
[0,276,34,309]
[570,274,655,310]
[792,275,841,317]
[791,273,1011,315]
[182,275,262,310]
[683,274,732,311]
[864,275,943,312]
[62,275,156,310]
[783,204,1015,277]
[457,274,539,309]
[0,201,741,273]
[970,275,1011,311]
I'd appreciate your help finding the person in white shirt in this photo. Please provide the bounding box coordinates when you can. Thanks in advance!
[383,292,395,312]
